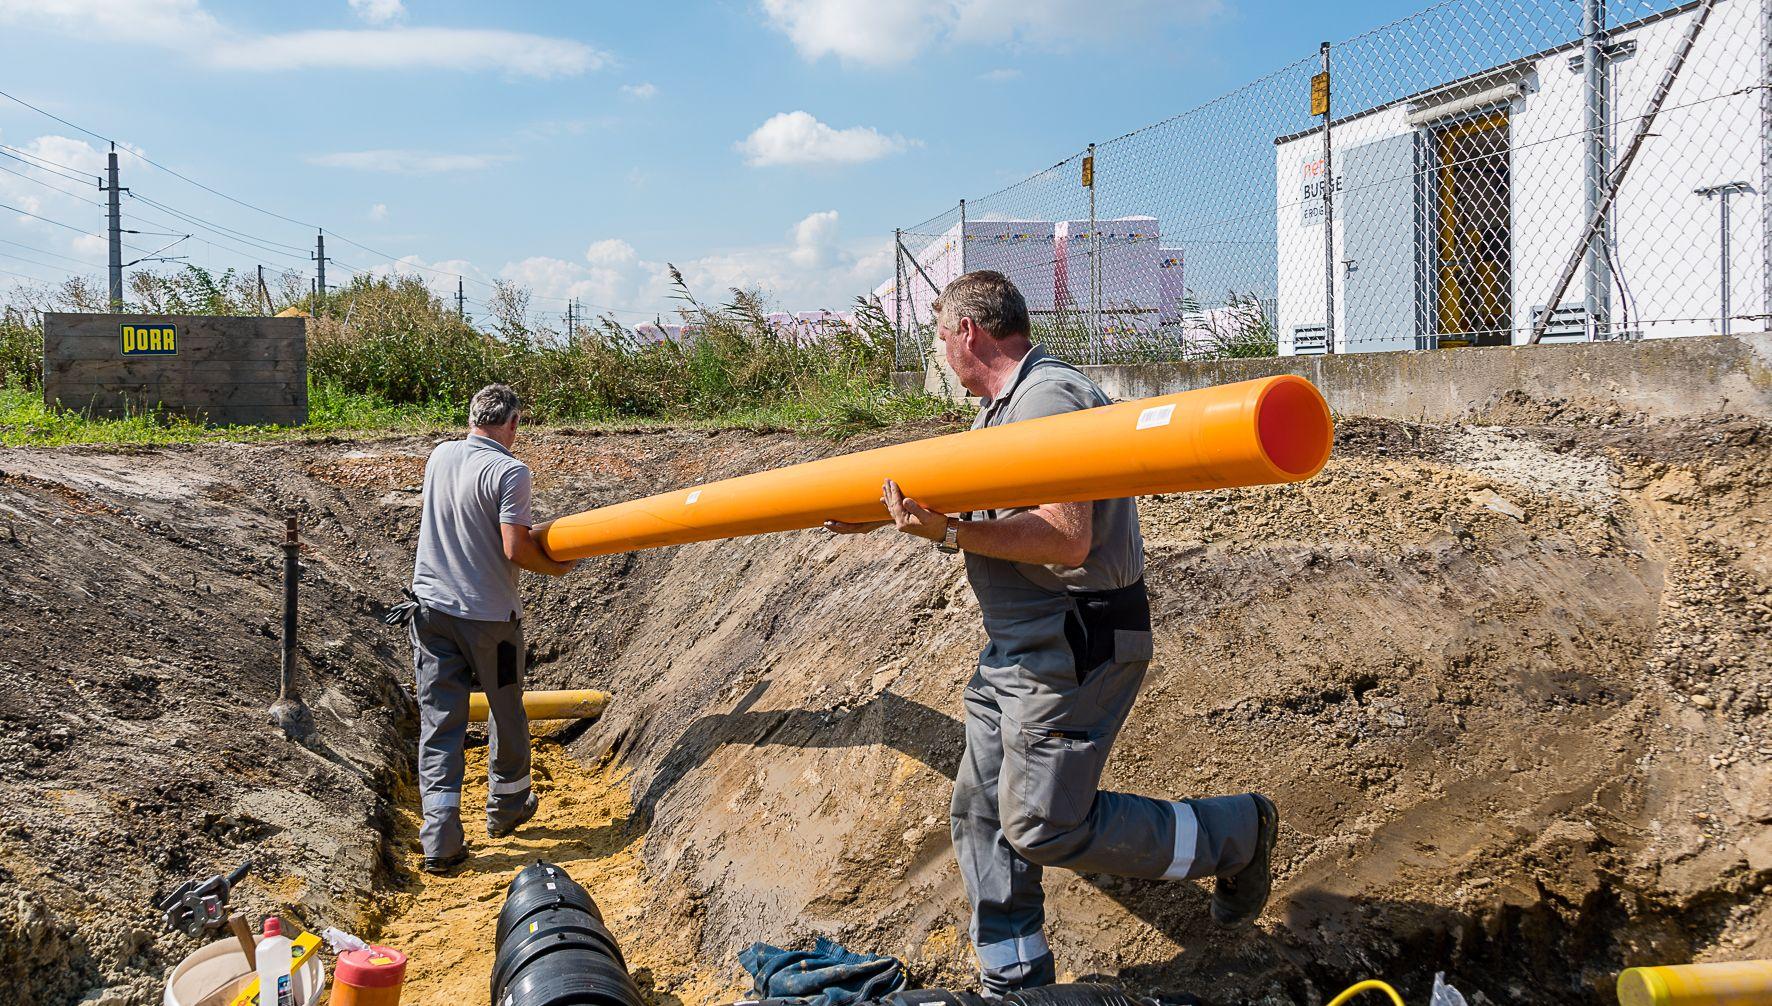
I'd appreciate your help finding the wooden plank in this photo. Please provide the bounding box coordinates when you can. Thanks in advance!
[69,405,308,426]
[46,336,306,364]
[44,358,304,382]
[47,384,306,407]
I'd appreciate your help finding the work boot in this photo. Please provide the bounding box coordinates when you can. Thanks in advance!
[422,846,470,876]
[488,792,539,839]
[1210,793,1278,927]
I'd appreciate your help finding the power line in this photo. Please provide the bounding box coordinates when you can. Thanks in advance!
[0,248,98,274]
[0,200,104,239]
[0,263,72,285]
[0,159,104,206]
[126,193,309,264]
[0,142,99,182]
[130,191,308,254]
[0,237,102,269]
[0,87,110,146]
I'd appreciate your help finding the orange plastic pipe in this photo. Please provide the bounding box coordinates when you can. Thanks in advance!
[537,374,1333,561]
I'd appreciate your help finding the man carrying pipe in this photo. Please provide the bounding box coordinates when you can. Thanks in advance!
[827,271,1278,996]
[401,384,576,874]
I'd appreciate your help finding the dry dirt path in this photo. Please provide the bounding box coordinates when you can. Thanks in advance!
[367,735,744,1006]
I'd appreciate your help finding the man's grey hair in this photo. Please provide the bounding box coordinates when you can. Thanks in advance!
[469,383,520,429]
[934,270,1030,340]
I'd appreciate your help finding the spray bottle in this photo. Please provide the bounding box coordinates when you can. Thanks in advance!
[257,916,295,1006]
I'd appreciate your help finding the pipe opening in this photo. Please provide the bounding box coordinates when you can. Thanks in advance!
[1256,378,1333,477]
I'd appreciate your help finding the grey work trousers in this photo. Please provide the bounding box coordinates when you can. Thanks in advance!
[951,576,1261,995]
[410,604,533,858]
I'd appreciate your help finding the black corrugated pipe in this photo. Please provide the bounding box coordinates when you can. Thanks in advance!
[491,861,644,1006]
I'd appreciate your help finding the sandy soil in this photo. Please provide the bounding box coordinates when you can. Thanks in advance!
[367,735,741,1006]
[2,407,1769,1006]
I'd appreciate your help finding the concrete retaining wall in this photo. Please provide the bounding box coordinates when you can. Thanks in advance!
[894,333,1772,421]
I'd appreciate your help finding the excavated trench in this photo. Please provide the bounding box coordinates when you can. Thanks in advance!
[1,405,1769,1006]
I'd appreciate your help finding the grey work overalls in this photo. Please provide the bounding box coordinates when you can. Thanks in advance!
[948,350,1260,994]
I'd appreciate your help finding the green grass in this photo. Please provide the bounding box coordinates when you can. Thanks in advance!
[1,378,957,448]
[0,381,450,447]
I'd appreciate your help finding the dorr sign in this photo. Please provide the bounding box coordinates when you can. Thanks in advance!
[44,313,308,426]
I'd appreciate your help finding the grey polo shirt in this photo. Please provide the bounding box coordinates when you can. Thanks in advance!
[411,433,534,622]
[966,346,1145,594]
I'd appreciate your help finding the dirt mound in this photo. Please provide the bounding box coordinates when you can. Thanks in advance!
[1,414,1769,1005]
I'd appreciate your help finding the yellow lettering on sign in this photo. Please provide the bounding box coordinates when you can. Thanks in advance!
[164,327,175,352]
[151,330,163,351]
[122,326,135,353]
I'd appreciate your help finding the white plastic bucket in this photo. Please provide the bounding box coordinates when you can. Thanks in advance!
[163,935,324,1006]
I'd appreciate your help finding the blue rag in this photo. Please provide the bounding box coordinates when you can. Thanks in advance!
[739,936,907,1006]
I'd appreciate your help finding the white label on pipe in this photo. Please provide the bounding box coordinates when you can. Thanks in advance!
[546,882,557,891]
[1136,404,1175,430]
[686,490,702,504]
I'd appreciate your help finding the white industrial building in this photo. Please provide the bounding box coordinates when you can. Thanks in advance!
[881,217,1179,329]
[1274,0,1766,355]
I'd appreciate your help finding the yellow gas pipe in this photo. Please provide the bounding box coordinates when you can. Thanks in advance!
[1618,961,1772,1006]
[468,689,611,723]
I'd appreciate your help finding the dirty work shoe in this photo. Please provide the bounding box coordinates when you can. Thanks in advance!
[422,846,470,876]
[488,792,539,839]
[1211,793,1278,927]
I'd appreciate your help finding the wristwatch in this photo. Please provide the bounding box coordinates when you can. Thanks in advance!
[936,517,960,554]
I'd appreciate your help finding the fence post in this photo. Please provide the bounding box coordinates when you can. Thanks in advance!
[894,228,905,367]
[959,199,967,277]
[1320,42,1337,355]
[1088,142,1100,364]
[1582,0,1613,341]
[1763,0,1771,331]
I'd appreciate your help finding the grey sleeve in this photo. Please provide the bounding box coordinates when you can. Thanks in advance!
[1005,375,1102,423]
[498,464,534,527]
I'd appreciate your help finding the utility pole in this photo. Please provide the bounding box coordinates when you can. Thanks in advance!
[1582,0,1613,341]
[566,298,575,341]
[103,143,125,311]
[257,264,270,314]
[457,276,465,320]
[311,229,329,313]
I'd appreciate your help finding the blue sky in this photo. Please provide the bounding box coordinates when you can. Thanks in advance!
[0,0,1430,321]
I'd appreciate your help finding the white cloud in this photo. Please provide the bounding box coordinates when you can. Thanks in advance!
[737,111,914,168]
[787,210,840,269]
[759,0,940,66]
[760,0,1220,65]
[979,67,1021,82]
[620,82,658,99]
[307,150,515,174]
[387,210,891,320]
[369,203,389,221]
[348,0,404,24]
[0,1,608,78]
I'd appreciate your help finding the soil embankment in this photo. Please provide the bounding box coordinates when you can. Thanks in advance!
[1,406,1768,1005]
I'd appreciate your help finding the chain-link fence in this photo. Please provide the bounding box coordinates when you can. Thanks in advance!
[884,0,1768,371]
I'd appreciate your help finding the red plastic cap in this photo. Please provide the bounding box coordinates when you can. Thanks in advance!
[335,946,408,989]
[263,917,281,937]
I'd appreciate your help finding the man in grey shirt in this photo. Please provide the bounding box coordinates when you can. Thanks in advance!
[828,271,1277,995]
[408,383,575,873]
